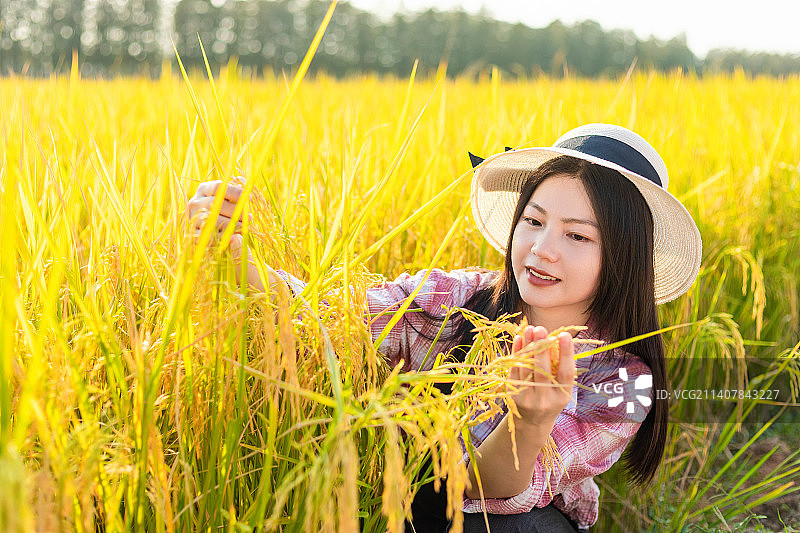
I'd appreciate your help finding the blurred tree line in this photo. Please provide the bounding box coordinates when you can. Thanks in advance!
[1,0,799,77]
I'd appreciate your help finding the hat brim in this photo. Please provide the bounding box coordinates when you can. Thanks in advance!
[471,147,702,304]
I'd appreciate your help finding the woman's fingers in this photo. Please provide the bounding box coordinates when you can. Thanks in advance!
[187,178,251,238]
[515,325,546,352]
[214,216,242,233]
[188,196,240,220]
[524,330,573,389]
[187,181,245,217]
[556,332,575,382]
[511,325,556,387]
[192,213,243,234]
[533,342,553,383]
[555,332,576,399]
[512,326,574,395]
[509,334,524,381]
[194,180,245,203]
[512,333,523,354]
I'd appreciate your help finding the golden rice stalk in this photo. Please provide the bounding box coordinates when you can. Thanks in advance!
[381,422,407,533]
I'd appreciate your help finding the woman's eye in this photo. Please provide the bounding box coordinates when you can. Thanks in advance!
[524,217,541,227]
[570,233,588,242]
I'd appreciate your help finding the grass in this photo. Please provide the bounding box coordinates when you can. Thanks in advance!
[0,45,799,532]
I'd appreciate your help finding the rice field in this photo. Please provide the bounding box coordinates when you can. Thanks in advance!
[1,42,800,532]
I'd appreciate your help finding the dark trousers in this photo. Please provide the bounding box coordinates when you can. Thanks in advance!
[404,465,581,533]
[459,506,581,533]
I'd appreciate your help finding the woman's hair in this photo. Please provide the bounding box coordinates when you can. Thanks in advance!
[448,155,667,485]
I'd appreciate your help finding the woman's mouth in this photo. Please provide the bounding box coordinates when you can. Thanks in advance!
[526,267,561,285]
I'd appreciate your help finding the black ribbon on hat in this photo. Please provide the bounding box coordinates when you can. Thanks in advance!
[556,135,662,187]
[468,146,513,168]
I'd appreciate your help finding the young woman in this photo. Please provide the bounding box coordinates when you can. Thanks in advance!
[186,124,702,532]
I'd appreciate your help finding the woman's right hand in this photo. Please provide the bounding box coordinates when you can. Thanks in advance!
[187,177,269,291]
[186,177,248,245]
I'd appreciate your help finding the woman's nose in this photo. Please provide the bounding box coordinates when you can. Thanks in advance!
[531,230,559,262]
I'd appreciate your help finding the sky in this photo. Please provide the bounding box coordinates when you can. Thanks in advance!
[347,0,800,58]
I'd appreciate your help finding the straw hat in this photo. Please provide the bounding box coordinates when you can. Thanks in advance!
[470,123,702,304]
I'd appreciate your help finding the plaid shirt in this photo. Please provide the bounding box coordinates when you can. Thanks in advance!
[364,268,653,529]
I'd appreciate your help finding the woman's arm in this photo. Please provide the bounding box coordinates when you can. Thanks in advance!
[228,238,268,292]
[464,327,575,500]
[366,268,499,372]
[461,351,652,527]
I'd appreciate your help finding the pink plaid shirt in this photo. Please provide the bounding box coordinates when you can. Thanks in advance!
[364,268,653,529]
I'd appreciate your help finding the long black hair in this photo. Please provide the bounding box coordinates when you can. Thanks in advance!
[443,154,667,485]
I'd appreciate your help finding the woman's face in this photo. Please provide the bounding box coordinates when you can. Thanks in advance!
[511,174,602,330]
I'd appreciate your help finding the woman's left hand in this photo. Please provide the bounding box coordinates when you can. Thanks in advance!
[508,326,576,428]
